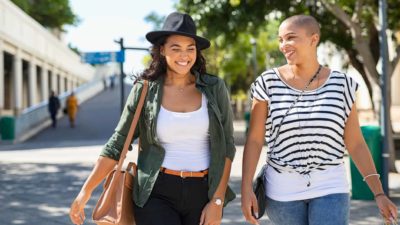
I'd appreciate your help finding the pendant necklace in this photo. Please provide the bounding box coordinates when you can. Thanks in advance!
[292,65,322,187]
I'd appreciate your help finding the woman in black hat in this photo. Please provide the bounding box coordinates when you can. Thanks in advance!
[70,12,236,225]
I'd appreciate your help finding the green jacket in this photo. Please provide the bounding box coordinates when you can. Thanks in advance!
[100,72,236,207]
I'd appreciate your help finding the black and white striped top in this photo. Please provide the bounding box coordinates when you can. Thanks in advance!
[251,68,358,175]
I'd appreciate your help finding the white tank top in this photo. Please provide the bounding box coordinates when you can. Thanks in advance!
[157,94,210,171]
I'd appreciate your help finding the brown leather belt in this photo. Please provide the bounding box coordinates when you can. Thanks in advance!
[160,167,208,178]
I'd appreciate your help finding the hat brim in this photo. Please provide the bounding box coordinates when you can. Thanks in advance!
[146,31,210,50]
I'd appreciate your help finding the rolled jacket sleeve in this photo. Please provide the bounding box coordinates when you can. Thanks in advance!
[100,81,144,161]
[217,80,236,161]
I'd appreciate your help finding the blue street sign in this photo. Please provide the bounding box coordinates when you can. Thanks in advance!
[81,51,125,64]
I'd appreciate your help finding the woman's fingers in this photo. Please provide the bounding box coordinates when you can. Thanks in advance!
[389,203,398,220]
[251,196,259,219]
[241,194,259,225]
[199,209,205,225]
[69,200,85,225]
[378,197,398,225]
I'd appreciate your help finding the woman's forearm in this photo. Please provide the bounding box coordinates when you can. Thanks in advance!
[80,156,118,194]
[241,140,263,192]
[212,158,232,201]
[349,143,384,196]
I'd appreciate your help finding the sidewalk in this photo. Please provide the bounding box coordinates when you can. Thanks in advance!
[0,87,399,224]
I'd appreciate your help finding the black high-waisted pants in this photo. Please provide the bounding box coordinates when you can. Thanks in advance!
[134,172,209,225]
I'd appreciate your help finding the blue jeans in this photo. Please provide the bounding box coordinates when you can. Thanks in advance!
[266,193,350,225]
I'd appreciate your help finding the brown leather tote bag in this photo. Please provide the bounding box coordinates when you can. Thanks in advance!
[92,80,148,225]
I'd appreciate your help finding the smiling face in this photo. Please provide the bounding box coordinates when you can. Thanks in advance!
[161,34,197,77]
[278,19,320,65]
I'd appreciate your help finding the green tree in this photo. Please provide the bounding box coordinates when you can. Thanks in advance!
[11,0,79,29]
[176,0,400,170]
[177,0,400,109]
[144,12,166,30]
[67,43,80,55]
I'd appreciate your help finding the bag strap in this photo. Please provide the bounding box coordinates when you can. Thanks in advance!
[270,65,322,153]
[116,80,149,171]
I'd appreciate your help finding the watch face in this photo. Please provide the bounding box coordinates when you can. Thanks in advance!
[214,198,222,205]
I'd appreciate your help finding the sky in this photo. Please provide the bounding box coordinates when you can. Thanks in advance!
[64,0,176,74]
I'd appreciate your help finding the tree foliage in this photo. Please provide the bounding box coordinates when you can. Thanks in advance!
[144,12,166,30]
[11,0,79,29]
[176,0,400,101]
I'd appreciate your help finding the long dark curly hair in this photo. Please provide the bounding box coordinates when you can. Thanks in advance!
[140,35,207,81]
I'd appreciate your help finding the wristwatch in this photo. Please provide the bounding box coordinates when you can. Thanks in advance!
[213,197,223,206]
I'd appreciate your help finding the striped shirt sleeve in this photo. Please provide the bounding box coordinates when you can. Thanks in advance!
[250,75,270,102]
[343,74,359,119]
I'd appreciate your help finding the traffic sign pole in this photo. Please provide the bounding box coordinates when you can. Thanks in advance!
[114,38,149,115]
[114,38,125,114]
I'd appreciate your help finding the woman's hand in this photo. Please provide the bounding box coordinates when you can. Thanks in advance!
[69,191,91,225]
[199,201,223,225]
[241,188,260,225]
[375,194,398,224]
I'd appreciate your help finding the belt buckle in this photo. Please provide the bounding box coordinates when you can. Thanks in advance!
[180,171,194,178]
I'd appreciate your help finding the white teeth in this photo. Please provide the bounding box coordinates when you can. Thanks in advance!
[285,51,294,57]
[177,61,188,66]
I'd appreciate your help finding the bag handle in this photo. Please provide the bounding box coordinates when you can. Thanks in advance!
[116,80,149,171]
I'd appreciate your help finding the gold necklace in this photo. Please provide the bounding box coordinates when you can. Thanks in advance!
[177,87,184,92]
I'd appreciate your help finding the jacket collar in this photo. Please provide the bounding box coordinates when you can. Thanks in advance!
[193,71,208,87]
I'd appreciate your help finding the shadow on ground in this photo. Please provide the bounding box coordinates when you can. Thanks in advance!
[1,162,398,225]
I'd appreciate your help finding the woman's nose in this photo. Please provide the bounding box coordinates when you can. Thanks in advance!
[179,50,190,58]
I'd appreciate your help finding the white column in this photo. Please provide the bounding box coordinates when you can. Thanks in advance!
[28,57,37,106]
[0,40,4,111]
[59,72,65,94]
[41,63,48,102]
[68,77,73,92]
[72,77,77,90]
[51,67,58,94]
[13,50,23,114]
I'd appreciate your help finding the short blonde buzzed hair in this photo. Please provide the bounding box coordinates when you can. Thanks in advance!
[282,15,321,36]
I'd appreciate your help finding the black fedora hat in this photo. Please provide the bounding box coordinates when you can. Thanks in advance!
[146,12,210,50]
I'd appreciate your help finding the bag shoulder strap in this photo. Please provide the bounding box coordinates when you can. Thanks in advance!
[116,80,149,171]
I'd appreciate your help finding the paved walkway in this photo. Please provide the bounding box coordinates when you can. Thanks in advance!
[0,85,399,225]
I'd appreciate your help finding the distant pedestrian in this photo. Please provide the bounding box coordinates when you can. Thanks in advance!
[103,77,107,90]
[66,92,79,128]
[109,75,115,89]
[48,91,60,128]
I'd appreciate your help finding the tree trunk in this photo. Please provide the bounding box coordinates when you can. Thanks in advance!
[346,49,375,113]
[321,1,398,173]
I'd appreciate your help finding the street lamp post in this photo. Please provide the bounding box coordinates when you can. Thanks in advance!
[114,38,125,114]
[114,38,149,114]
[250,38,258,81]
[379,0,390,195]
